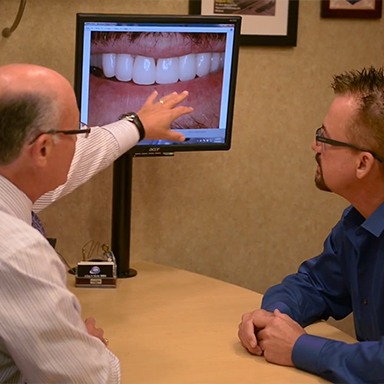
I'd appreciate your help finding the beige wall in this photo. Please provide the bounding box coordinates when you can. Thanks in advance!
[1,0,383,336]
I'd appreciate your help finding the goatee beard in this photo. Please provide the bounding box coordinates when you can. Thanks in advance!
[315,154,331,192]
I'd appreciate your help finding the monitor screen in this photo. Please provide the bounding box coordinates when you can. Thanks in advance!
[74,13,241,156]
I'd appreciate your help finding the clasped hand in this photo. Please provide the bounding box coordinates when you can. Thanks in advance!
[238,308,306,367]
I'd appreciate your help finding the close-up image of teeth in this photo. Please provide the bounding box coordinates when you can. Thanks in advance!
[87,32,227,129]
[91,51,224,85]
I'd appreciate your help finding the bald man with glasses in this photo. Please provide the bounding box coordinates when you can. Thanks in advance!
[0,63,192,383]
[238,67,384,383]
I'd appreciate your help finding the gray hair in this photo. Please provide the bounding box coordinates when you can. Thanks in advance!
[0,92,59,165]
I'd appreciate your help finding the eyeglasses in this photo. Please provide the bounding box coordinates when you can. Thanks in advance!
[29,122,91,144]
[315,126,383,163]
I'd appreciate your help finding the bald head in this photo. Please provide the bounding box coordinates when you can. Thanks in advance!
[0,63,72,96]
[0,64,78,165]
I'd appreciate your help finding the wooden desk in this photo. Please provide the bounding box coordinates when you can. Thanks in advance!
[68,261,355,383]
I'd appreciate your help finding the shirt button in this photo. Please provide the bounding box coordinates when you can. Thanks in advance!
[362,298,368,305]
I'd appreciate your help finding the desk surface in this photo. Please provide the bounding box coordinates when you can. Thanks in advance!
[68,261,355,384]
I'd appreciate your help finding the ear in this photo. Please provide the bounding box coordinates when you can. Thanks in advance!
[356,152,375,179]
[29,134,54,167]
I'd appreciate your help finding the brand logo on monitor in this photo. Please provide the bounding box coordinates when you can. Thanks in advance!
[149,147,160,152]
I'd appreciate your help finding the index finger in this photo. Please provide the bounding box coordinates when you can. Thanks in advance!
[144,90,159,105]
[163,90,191,108]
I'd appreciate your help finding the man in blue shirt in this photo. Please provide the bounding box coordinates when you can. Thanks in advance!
[238,67,384,383]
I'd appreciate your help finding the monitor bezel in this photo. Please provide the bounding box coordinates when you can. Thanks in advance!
[74,13,241,156]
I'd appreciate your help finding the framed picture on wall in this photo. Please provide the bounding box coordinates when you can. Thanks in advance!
[189,0,299,46]
[321,0,382,18]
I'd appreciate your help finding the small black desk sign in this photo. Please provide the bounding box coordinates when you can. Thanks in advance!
[75,242,117,287]
[76,260,116,287]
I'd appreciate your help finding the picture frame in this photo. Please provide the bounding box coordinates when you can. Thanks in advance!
[321,0,382,18]
[188,0,299,46]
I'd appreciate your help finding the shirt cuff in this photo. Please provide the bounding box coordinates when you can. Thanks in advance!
[292,334,328,374]
[102,119,140,153]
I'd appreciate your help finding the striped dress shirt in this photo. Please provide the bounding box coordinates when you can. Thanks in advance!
[0,120,140,383]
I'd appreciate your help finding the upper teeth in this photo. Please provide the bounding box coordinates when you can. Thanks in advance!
[91,52,224,85]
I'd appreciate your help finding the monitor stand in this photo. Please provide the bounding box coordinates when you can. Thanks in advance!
[111,153,137,278]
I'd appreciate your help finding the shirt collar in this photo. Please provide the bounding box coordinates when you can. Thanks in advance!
[345,203,384,237]
[0,175,33,225]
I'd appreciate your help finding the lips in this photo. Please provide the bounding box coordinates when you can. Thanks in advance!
[88,70,223,127]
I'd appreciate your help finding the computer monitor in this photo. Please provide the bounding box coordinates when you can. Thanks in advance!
[74,13,241,156]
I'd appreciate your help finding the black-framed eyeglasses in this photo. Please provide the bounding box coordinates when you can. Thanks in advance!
[29,122,91,144]
[315,126,383,163]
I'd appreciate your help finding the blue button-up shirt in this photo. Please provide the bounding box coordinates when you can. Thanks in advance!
[261,204,384,383]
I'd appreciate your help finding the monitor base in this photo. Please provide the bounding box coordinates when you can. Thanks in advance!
[118,268,137,278]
